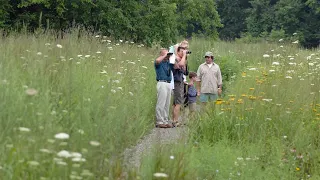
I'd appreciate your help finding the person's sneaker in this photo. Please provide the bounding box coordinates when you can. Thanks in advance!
[156,124,172,128]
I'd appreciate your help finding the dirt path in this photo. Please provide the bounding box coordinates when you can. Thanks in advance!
[123,126,187,169]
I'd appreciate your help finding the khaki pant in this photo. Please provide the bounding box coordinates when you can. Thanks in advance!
[156,82,172,125]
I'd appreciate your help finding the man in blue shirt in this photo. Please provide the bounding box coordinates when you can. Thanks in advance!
[155,48,174,128]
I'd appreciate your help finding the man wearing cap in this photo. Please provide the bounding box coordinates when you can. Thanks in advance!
[154,48,174,128]
[196,51,223,103]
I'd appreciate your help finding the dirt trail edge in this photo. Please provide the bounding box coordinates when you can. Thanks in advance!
[123,126,188,169]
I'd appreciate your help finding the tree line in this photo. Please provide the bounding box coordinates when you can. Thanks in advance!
[0,0,319,47]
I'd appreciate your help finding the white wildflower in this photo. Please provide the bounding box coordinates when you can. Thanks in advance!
[237,157,244,161]
[283,136,287,139]
[170,156,174,160]
[72,157,86,162]
[262,99,272,102]
[37,52,42,55]
[89,141,100,146]
[248,68,257,71]
[100,70,107,74]
[25,88,38,96]
[95,35,100,38]
[293,33,297,35]
[269,70,275,72]
[96,51,102,54]
[40,149,52,154]
[141,66,148,69]
[309,63,314,66]
[280,45,284,48]
[57,150,72,158]
[263,54,270,58]
[54,133,69,140]
[113,80,120,84]
[111,89,116,93]
[292,40,299,44]
[56,44,63,48]
[129,92,134,96]
[45,43,51,46]
[78,129,84,134]
[119,40,123,42]
[18,127,31,132]
[85,55,90,58]
[28,161,40,166]
[56,161,67,166]
[81,170,93,176]
[153,173,169,178]
[117,72,122,75]
[285,76,292,79]
[279,39,283,42]
[272,62,280,65]
[117,87,123,90]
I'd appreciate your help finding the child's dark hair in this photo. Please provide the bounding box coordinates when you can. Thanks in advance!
[189,72,197,79]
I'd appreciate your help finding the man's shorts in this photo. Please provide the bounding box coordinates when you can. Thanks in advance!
[173,81,184,105]
[200,93,218,103]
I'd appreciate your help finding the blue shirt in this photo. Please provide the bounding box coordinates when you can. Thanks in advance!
[155,60,174,82]
[188,84,197,103]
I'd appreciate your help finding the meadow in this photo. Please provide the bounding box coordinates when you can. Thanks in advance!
[0,31,319,179]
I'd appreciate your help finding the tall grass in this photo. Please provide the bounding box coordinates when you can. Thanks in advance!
[1,32,319,179]
[0,32,158,179]
[138,39,320,180]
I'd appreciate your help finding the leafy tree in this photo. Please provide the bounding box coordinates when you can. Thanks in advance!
[246,0,277,37]
[275,0,320,48]
[174,0,222,39]
[216,0,250,40]
[0,0,12,29]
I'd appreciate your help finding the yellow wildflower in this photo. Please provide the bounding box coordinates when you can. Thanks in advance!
[249,95,257,100]
[215,99,223,105]
[242,72,246,77]
[313,109,317,112]
[237,99,244,104]
[241,94,247,97]
[229,98,235,101]
[249,88,255,90]
[296,167,300,171]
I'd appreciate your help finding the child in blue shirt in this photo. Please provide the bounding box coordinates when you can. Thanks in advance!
[188,72,198,113]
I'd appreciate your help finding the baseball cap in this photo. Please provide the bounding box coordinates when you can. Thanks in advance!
[204,51,213,57]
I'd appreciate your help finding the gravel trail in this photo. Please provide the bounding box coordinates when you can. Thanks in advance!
[123,126,188,169]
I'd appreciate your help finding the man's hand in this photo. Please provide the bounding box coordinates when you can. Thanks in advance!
[182,50,188,56]
[197,91,201,96]
[218,88,222,96]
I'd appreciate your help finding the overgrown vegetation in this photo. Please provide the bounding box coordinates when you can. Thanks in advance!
[1,0,319,47]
